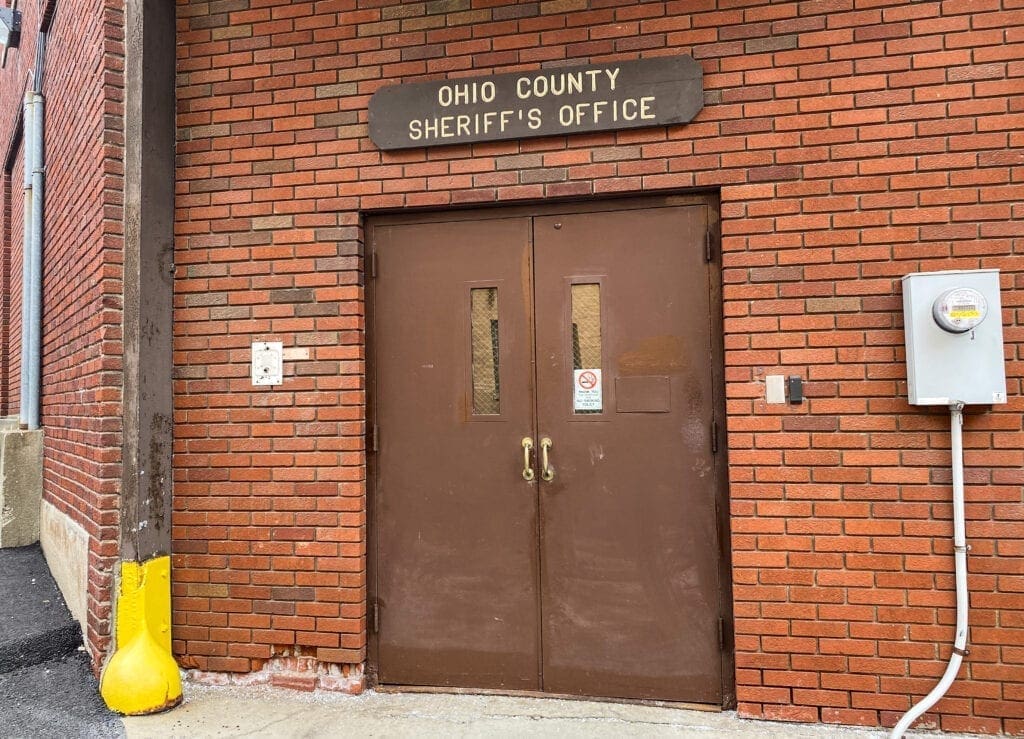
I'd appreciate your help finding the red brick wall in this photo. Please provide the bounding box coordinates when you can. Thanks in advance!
[42,0,127,663]
[0,2,30,421]
[0,0,125,662]
[0,168,7,415]
[1,145,24,418]
[173,0,1024,733]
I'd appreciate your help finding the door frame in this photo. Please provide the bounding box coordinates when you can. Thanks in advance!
[364,193,734,708]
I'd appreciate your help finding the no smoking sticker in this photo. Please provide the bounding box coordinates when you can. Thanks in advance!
[573,369,603,412]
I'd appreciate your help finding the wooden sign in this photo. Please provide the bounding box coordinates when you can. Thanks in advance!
[368,55,704,150]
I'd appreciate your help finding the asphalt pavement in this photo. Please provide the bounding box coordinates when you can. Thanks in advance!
[0,543,82,671]
[0,544,123,738]
[0,651,124,738]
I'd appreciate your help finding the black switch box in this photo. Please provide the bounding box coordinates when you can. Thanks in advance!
[788,375,803,404]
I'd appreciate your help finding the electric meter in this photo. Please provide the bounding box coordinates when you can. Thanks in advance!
[902,270,1006,406]
[932,287,987,334]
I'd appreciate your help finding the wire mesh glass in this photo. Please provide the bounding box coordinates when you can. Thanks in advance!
[471,287,500,415]
[571,283,601,414]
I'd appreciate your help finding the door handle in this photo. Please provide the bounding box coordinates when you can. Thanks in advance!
[540,437,555,482]
[521,437,535,481]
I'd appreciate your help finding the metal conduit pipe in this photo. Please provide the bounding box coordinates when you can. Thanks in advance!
[890,402,970,739]
[18,91,32,428]
[26,90,44,430]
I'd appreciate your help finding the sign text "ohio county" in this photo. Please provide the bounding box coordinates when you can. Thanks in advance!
[368,56,703,150]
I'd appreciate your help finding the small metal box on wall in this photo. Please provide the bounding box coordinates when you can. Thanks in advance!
[902,269,1007,406]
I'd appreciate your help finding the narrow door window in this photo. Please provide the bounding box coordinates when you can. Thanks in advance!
[571,283,602,414]
[471,287,500,415]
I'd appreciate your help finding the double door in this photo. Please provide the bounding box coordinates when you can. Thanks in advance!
[369,199,726,703]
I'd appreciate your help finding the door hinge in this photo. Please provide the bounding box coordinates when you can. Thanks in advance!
[718,616,725,648]
[369,251,378,278]
[370,601,379,634]
[711,419,719,454]
[368,422,379,453]
[704,228,713,263]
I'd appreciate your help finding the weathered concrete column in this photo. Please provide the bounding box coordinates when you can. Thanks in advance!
[100,0,179,715]
[0,425,42,548]
[119,0,175,564]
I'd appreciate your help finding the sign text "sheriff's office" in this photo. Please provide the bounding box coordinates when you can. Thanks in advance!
[368,56,703,150]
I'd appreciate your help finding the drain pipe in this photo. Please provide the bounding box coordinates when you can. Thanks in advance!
[25,88,44,430]
[890,402,969,739]
[18,90,32,428]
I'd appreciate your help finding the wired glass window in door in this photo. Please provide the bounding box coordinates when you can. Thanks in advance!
[571,283,602,415]
[471,287,500,415]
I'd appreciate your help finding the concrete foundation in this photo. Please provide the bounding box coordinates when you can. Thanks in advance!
[40,499,90,632]
[0,426,43,548]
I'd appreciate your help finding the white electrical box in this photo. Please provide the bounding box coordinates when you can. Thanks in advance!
[902,269,1006,406]
[251,341,283,386]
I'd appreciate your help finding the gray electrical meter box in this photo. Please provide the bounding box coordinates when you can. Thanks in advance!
[902,269,1006,406]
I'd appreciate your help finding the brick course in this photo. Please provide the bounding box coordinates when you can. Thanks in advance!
[188,0,1019,732]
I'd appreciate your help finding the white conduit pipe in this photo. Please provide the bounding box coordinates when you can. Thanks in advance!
[18,91,32,427]
[26,91,44,430]
[890,403,969,739]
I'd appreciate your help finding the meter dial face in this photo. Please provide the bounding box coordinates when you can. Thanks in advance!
[932,287,988,334]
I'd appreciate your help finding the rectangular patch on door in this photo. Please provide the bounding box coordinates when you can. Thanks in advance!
[615,376,670,413]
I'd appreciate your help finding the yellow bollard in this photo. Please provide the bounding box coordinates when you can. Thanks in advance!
[100,556,182,714]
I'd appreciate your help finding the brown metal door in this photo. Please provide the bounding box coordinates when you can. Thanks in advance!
[372,217,541,689]
[532,206,723,703]
[371,202,724,703]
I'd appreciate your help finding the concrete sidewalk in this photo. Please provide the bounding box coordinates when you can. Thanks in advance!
[123,683,983,739]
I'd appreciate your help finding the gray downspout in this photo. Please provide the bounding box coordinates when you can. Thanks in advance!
[26,90,43,430]
[18,91,32,428]
[26,34,46,431]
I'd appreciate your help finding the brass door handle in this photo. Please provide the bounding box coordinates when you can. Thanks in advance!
[521,437,535,481]
[540,437,555,482]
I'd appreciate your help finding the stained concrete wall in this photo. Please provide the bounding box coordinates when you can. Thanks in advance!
[40,499,89,633]
[0,426,42,548]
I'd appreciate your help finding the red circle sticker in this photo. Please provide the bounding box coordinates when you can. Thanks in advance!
[578,370,598,389]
